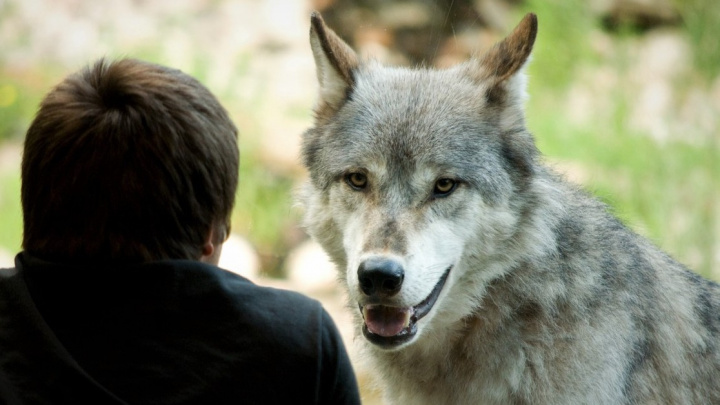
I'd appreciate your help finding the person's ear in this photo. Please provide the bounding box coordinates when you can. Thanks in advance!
[201,237,215,259]
[200,225,224,264]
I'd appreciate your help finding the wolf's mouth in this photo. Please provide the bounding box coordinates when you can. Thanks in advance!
[360,266,452,348]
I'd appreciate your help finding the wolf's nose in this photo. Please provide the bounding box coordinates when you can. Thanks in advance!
[357,257,404,297]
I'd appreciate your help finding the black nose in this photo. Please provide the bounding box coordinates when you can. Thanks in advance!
[357,257,404,297]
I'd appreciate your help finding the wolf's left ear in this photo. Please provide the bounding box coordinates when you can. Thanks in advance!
[471,14,539,181]
[473,13,537,104]
[309,12,359,119]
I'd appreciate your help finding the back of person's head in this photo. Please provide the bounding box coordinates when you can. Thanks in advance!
[21,58,239,263]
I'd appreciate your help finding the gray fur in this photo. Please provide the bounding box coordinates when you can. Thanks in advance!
[300,12,720,404]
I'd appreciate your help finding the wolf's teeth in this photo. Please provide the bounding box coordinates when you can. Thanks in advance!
[402,310,412,327]
[361,305,413,324]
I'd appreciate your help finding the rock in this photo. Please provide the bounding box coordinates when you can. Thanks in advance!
[0,141,22,172]
[284,239,338,293]
[593,0,681,30]
[549,160,591,186]
[627,31,690,142]
[0,248,14,268]
[218,234,261,280]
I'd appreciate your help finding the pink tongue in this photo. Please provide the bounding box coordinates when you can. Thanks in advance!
[364,306,411,337]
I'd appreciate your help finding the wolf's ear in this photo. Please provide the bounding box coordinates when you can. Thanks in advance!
[309,12,359,118]
[471,14,539,182]
[474,13,537,104]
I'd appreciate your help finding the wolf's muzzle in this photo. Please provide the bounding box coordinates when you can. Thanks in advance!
[358,257,404,298]
[360,266,452,348]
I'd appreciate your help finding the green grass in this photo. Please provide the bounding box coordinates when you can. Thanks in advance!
[0,173,22,254]
[517,0,598,88]
[526,80,717,279]
[675,0,720,80]
[0,75,46,142]
[232,138,298,277]
[511,0,718,279]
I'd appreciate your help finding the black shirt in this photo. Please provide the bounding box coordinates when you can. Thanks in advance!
[0,253,360,404]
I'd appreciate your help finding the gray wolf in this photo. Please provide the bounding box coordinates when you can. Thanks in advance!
[300,12,720,405]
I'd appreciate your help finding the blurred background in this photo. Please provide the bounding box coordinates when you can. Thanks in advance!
[0,0,718,402]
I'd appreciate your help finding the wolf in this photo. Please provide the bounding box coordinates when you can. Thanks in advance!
[300,11,720,405]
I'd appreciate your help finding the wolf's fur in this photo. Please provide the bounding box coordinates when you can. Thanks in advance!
[300,12,720,405]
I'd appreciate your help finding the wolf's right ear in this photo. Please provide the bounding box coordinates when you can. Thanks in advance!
[309,12,359,118]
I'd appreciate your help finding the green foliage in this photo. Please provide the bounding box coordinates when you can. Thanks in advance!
[675,0,720,80]
[517,0,597,88]
[526,80,717,279]
[232,138,298,276]
[0,76,43,142]
[508,0,718,278]
[0,173,22,254]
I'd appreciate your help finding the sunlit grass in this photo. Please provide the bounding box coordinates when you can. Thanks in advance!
[232,138,298,277]
[0,173,22,254]
[507,0,719,279]
[528,96,716,278]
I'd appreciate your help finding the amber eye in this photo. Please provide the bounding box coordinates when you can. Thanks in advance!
[433,178,457,197]
[346,172,368,190]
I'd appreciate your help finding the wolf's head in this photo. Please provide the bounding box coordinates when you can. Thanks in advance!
[301,13,541,350]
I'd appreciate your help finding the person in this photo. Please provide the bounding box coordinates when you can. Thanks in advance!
[0,58,360,405]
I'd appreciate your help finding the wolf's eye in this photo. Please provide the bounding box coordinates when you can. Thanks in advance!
[433,178,457,197]
[345,172,368,190]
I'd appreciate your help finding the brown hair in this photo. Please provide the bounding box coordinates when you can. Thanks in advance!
[21,58,239,263]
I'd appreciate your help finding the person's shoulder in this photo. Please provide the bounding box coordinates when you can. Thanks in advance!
[0,267,18,279]
[163,260,324,323]
[0,254,19,281]
[180,260,317,300]
[216,266,324,323]
[0,264,19,290]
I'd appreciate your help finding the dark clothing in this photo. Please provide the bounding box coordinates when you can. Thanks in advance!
[0,253,360,405]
